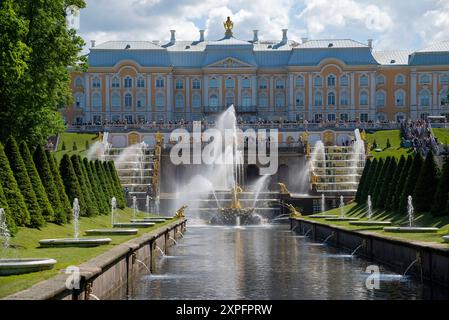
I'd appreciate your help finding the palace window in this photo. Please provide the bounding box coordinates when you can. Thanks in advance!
[395,112,406,122]
[327,75,336,87]
[124,77,133,88]
[225,77,234,89]
[340,74,349,87]
[340,91,349,106]
[92,93,101,109]
[395,74,405,85]
[137,77,145,88]
[377,113,387,122]
[209,94,219,108]
[314,76,322,87]
[242,93,252,108]
[192,79,201,90]
[420,74,431,85]
[176,79,184,90]
[340,113,349,121]
[209,78,218,88]
[259,93,268,108]
[137,94,146,110]
[175,94,185,109]
[420,113,429,120]
[376,91,385,107]
[112,77,120,88]
[296,92,304,106]
[124,115,133,124]
[111,115,121,123]
[275,93,285,107]
[359,74,368,87]
[296,76,304,87]
[156,77,165,88]
[440,74,449,84]
[111,93,120,110]
[242,77,251,89]
[75,77,83,88]
[314,91,323,106]
[192,94,201,108]
[440,89,449,105]
[395,90,405,106]
[92,77,101,88]
[376,75,385,85]
[327,92,336,106]
[276,79,285,89]
[124,93,132,109]
[360,113,369,122]
[259,78,268,89]
[225,91,235,107]
[75,93,85,108]
[156,93,165,109]
[328,114,336,121]
[419,89,431,106]
[359,91,369,106]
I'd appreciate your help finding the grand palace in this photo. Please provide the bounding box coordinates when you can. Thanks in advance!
[63,18,449,126]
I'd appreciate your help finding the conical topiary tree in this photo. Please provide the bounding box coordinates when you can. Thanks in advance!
[413,151,439,213]
[59,154,86,216]
[71,155,98,216]
[390,155,413,211]
[376,157,397,209]
[368,158,384,199]
[83,158,108,215]
[361,158,378,203]
[355,159,371,204]
[33,146,65,224]
[20,142,55,223]
[399,154,423,214]
[386,155,406,211]
[106,161,125,209]
[431,156,449,216]
[102,162,117,203]
[0,143,29,227]
[46,150,72,222]
[95,160,114,201]
[90,161,108,213]
[0,181,17,236]
[372,157,389,206]
[5,137,44,228]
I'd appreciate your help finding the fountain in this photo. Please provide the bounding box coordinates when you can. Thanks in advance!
[309,194,338,219]
[384,196,439,233]
[0,208,57,275]
[325,196,360,222]
[85,197,139,235]
[39,199,112,247]
[350,195,392,227]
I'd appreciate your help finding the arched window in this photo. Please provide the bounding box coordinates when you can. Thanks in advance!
[156,93,165,109]
[439,89,449,106]
[395,74,405,85]
[75,93,85,108]
[314,91,322,106]
[156,77,164,88]
[242,77,251,89]
[209,94,219,108]
[340,91,349,106]
[192,79,201,89]
[75,77,83,88]
[259,78,268,89]
[92,77,101,88]
[327,92,336,106]
[112,77,120,88]
[124,77,133,88]
[359,91,369,105]
[124,93,132,109]
[377,113,387,122]
[209,78,218,88]
[395,112,406,122]
[340,74,349,87]
[137,77,145,88]
[137,94,146,110]
[176,79,184,89]
[276,79,285,89]
[259,93,268,108]
[376,75,385,85]
[327,75,336,87]
[175,94,184,109]
[296,76,304,87]
[376,91,385,107]
[225,77,234,89]
[225,91,235,107]
[242,93,252,109]
[359,74,368,87]
[395,90,405,106]
[420,74,430,85]
[275,93,285,107]
[92,93,101,109]
[296,92,304,106]
[314,76,322,87]
[192,94,201,108]
[419,89,430,106]
[440,74,449,84]
[111,93,120,110]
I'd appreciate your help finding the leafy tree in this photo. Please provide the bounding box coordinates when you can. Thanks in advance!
[355,159,371,203]
[431,156,449,216]
[59,154,86,215]
[33,146,66,224]
[386,155,406,210]
[390,155,413,211]
[376,157,397,209]
[361,158,378,203]
[372,157,391,207]
[0,179,17,236]
[70,155,97,216]
[5,137,44,228]
[0,143,29,227]
[107,161,126,209]
[20,142,54,222]
[47,151,72,221]
[413,151,439,213]
[399,155,423,214]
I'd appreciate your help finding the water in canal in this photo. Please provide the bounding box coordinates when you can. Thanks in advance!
[125,222,448,300]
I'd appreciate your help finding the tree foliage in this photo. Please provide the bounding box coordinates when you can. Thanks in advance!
[413,151,439,213]
[399,155,423,214]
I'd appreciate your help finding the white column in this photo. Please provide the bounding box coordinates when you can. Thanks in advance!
[167,74,173,121]
[410,71,417,120]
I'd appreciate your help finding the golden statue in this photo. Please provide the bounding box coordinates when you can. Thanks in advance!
[230,185,243,209]
[286,204,302,218]
[223,16,234,36]
[175,205,187,218]
[277,182,291,196]
[310,173,318,185]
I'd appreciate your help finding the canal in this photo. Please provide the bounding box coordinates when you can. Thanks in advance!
[124,222,448,300]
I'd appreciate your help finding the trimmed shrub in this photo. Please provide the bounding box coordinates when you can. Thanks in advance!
[361,158,378,203]
[107,161,126,209]
[367,158,384,199]
[61,141,66,151]
[83,158,108,215]
[390,155,413,211]
[399,155,423,214]
[355,159,371,203]
[431,156,449,216]
[413,151,439,213]
[5,137,44,228]
[59,154,86,215]
[95,160,114,201]
[386,155,406,210]
[372,157,391,207]
[70,155,98,216]
[376,157,397,209]
[72,142,77,151]
[0,180,17,236]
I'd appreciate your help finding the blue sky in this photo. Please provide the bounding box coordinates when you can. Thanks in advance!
[75,0,449,51]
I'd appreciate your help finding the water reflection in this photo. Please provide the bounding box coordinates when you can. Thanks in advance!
[126,223,448,300]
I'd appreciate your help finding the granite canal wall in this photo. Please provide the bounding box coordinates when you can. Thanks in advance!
[5,219,187,300]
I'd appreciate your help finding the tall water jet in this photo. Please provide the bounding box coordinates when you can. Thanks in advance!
[251,175,270,208]
[73,198,80,239]
[0,208,10,250]
[133,196,137,220]
[349,129,366,184]
[111,197,117,227]
[408,195,414,227]
[146,195,150,216]
[321,194,326,213]
[367,195,373,220]
[339,195,345,218]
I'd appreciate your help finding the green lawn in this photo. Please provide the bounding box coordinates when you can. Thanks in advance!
[54,132,100,162]
[433,128,449,146]
[0,208,175,298]
[302,203,449,245]
[365,130,412,159]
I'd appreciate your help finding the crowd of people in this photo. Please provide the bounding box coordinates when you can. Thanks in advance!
[401,120,439,156]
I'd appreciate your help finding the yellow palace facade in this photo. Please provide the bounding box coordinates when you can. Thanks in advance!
[63,19,449,125]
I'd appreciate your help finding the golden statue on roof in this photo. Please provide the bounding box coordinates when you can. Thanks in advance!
[224,16,234,36]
